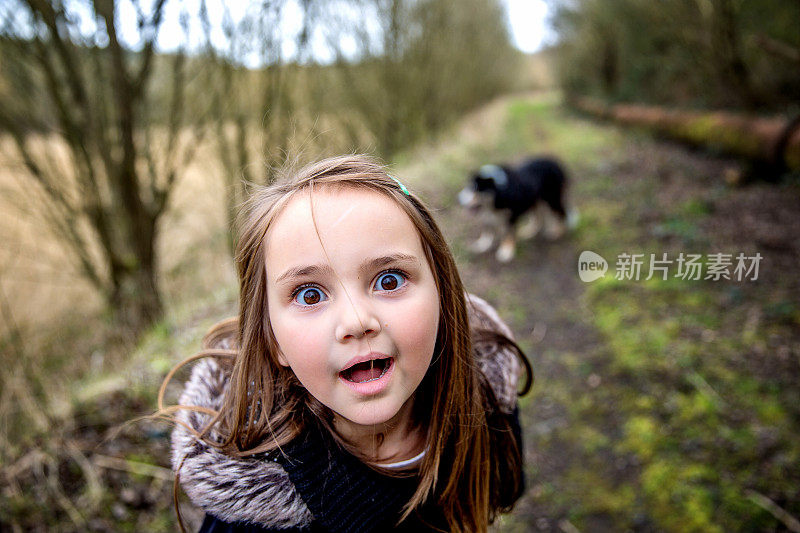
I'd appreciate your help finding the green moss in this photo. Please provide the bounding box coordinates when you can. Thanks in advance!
[575,425,612,453]
[673,116,762,159]
[508,98,556,121]
[562,467,637,526]
[641,460,721,533]
[673,389,719,424]
[620,415,660,461]
[679,198,713,217]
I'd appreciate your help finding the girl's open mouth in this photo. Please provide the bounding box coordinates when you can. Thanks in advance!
[339,357,393,383]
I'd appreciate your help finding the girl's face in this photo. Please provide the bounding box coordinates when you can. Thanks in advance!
[265,186,440,438]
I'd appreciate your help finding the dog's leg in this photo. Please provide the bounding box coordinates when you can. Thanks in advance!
[495,227,516,262]
[517,209,543,240]
[544,209,567,239]
[469,204,502,253]
[544,192,568,239]
[470,231,495,253]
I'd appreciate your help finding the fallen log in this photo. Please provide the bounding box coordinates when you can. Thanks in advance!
[570,97,800,176]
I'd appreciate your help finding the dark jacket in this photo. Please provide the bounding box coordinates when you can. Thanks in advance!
[173,294,524,532]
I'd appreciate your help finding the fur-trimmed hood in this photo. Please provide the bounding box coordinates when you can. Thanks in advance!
[172,294,523,528]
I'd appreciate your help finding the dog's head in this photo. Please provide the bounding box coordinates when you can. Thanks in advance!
[458,164,507,211]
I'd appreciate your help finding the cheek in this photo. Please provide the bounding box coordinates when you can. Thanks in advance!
[268,299,326,370]
[274,323,326,369]
[392,296,440,361]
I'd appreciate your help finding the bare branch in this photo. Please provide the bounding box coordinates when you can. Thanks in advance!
[1,125,74,215]
[157,48,188,209]
[132,0,169,97]
[26,1,94,126]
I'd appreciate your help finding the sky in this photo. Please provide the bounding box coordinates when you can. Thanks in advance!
[9,0,551,61]
[504,0,551,53]
[131,0,552,59]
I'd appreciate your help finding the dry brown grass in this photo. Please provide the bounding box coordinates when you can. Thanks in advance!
[0,127,230,529]
[0,135,103,332]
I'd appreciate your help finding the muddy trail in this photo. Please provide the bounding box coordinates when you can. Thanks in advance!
[441,207,602,504]
[418,95,800,531]
[446,212,609,531]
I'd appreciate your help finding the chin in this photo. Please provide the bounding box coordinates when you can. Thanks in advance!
[336,396,412,430]
[347,404,401,427]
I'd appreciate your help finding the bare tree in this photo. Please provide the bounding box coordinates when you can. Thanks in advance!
[203,0,301,253]
[0,0,208,334]
[324,0,519,157]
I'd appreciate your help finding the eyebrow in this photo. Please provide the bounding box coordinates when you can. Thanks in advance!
[363,253,419,272]
[274,253,420,285]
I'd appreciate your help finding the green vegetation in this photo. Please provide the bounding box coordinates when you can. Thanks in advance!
[551,0,800,111]
[480,95,799,531]
[399,92,800,530]
[3,86,799,531]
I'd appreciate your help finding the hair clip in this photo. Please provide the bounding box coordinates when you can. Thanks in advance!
[389,175,411,196]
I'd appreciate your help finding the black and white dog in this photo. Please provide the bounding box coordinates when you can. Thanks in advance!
[458,157,577,262]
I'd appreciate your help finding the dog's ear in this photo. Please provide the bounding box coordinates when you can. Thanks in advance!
[478,164,508,188]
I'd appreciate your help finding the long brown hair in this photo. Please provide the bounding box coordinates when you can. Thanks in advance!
[161,155,530,532]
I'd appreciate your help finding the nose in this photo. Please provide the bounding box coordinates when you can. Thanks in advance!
[335,296,382,342]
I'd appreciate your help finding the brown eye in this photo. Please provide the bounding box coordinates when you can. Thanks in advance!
[304,290,321,304]
[374,272,405,292]
[295,287,326,306]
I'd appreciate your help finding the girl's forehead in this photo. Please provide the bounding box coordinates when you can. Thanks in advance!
[264,186,428,271]
[270,186,412,232]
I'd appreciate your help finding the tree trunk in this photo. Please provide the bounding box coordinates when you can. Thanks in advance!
[110,261,163,334]
[711,0,758,108]
[571,97,800,172]
[0,0,205,339]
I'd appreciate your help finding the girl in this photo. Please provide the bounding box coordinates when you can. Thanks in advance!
[163,155,532,532]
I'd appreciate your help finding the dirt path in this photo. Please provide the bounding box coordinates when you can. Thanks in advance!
[432,170,618,532]
[416,95,800,531]
[447,213,609,532]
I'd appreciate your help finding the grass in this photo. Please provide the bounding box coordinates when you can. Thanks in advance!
[499,97,798,530]
[444,93,800,531]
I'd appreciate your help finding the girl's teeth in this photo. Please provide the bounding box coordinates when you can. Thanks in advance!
[343,358,390,383]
